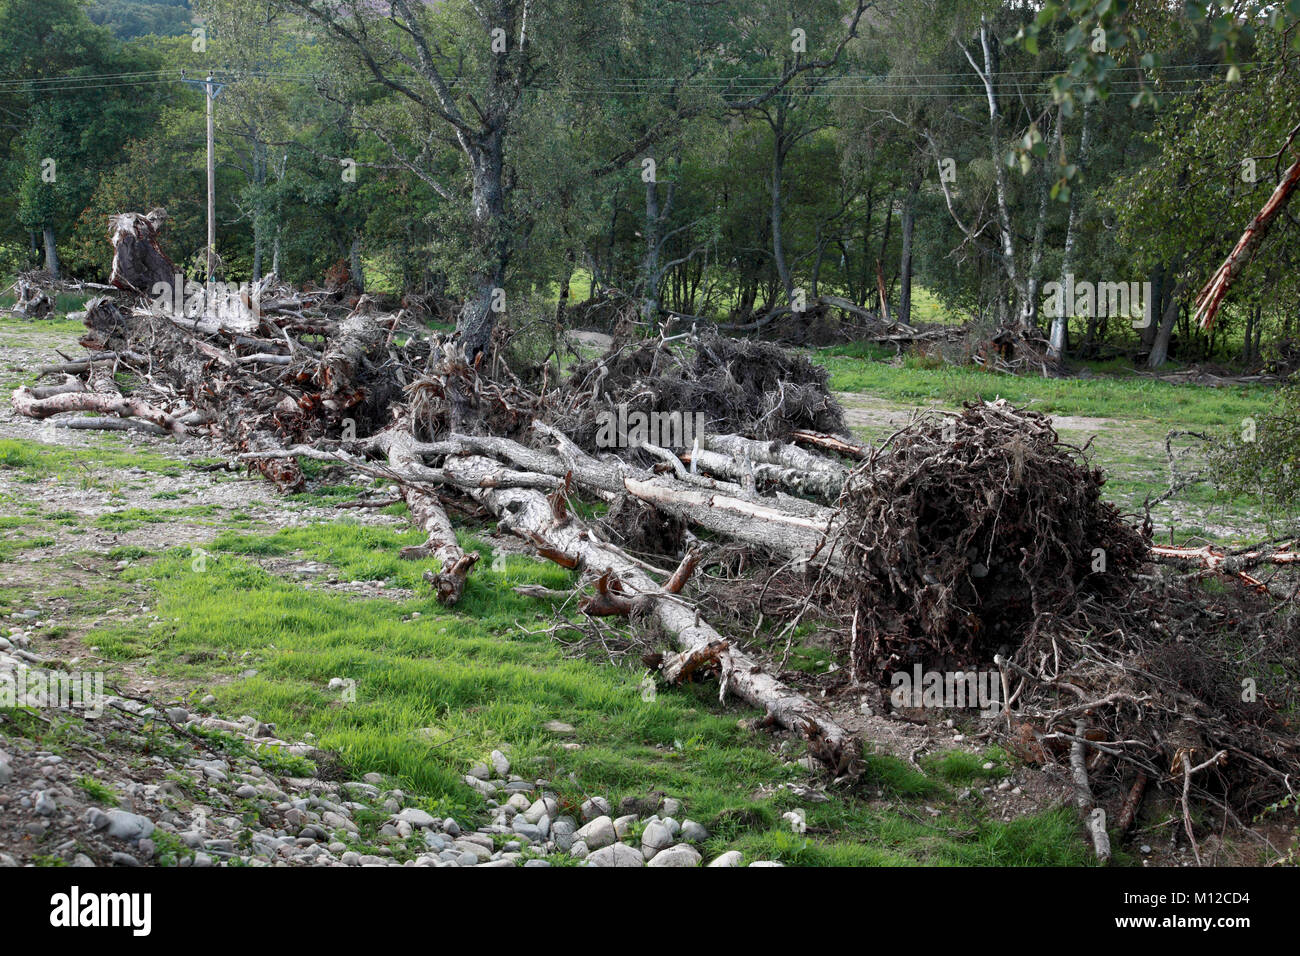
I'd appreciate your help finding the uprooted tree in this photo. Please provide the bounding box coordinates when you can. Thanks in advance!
[10,213,1300,862]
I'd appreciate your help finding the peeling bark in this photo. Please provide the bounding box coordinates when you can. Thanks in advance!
[443,453,861,774]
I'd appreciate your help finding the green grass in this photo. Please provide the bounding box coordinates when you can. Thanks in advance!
[93,504,222,532]
[923,748,1010,784]
[0,437,190,480]
[818,343,1270,428]
[81,522,1095,866]
[76,775,121,806]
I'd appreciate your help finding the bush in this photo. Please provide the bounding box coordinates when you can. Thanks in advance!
[1209,378,1300,527]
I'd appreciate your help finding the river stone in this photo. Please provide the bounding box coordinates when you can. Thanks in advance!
[647,843,702,867]
[103,810,155,842]
[641,820,673,859]
[574,815,615,850]
[680,819,709,843]
[396,807,437,828]
[586,843,644,867]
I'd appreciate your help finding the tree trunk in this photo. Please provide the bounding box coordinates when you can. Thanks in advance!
[769,104,796,307]
[898,175,920,326]
[42,223,59,279]
[252,138,266,283]
[457,130,509,360]
[1024,113,1056,326]
[642,175,662,323]
[1048,101,1094,360]
[971,17,1022,323]
[349,234,365,294]
[1148,278,1189,369]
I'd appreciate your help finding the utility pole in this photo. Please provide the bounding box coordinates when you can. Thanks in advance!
[206,75,216,283]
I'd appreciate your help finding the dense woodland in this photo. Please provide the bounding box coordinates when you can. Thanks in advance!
[2,0,1298,367]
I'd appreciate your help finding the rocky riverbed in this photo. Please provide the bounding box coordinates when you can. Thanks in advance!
[0,638,779,867]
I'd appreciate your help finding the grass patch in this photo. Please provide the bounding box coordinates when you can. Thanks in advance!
[77,775,121,805]
[817,344,1270,429]
[80,523,1096,866]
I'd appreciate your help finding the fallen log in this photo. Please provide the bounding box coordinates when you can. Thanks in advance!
[30,376,87,400]
[11,385,187,436]
[622,475,843,570]
[1149,542,1299,571]
[1070,719,1112,864]
[1149,542,1298,594]
[374,421,479,604]
[790,429,870,460]
[443,452,862,775]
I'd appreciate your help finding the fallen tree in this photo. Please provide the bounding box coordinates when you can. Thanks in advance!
[10,211,1298,840]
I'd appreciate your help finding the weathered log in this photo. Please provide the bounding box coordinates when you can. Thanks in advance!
[373,424,479,604]
[683,446,844,500]
[701,432,848,477]
[30,375,87,400]
[622,475,843,571]
[11,385,187,436]
[9,278,53,318]
[1070,719,1112,864]
[443,453,861,774]
[319,312,382,405]
[790,429,870,460]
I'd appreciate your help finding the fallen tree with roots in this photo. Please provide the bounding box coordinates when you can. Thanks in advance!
[10,213,1300,861]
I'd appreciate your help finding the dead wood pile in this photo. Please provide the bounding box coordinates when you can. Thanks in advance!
[825,401,1148,677]
[560,333,849,453]
[10,212,1298,843]
[6,278,54,319]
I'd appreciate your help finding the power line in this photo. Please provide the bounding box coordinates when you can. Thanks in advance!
[0,58,1272,92]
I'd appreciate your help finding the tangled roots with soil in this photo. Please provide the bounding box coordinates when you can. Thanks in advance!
[827,400,1148,678]
[560,333,847,452]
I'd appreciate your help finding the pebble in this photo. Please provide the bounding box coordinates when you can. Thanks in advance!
[102,810,155,842]
[523,797,556,824]
[396,808,437,828]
